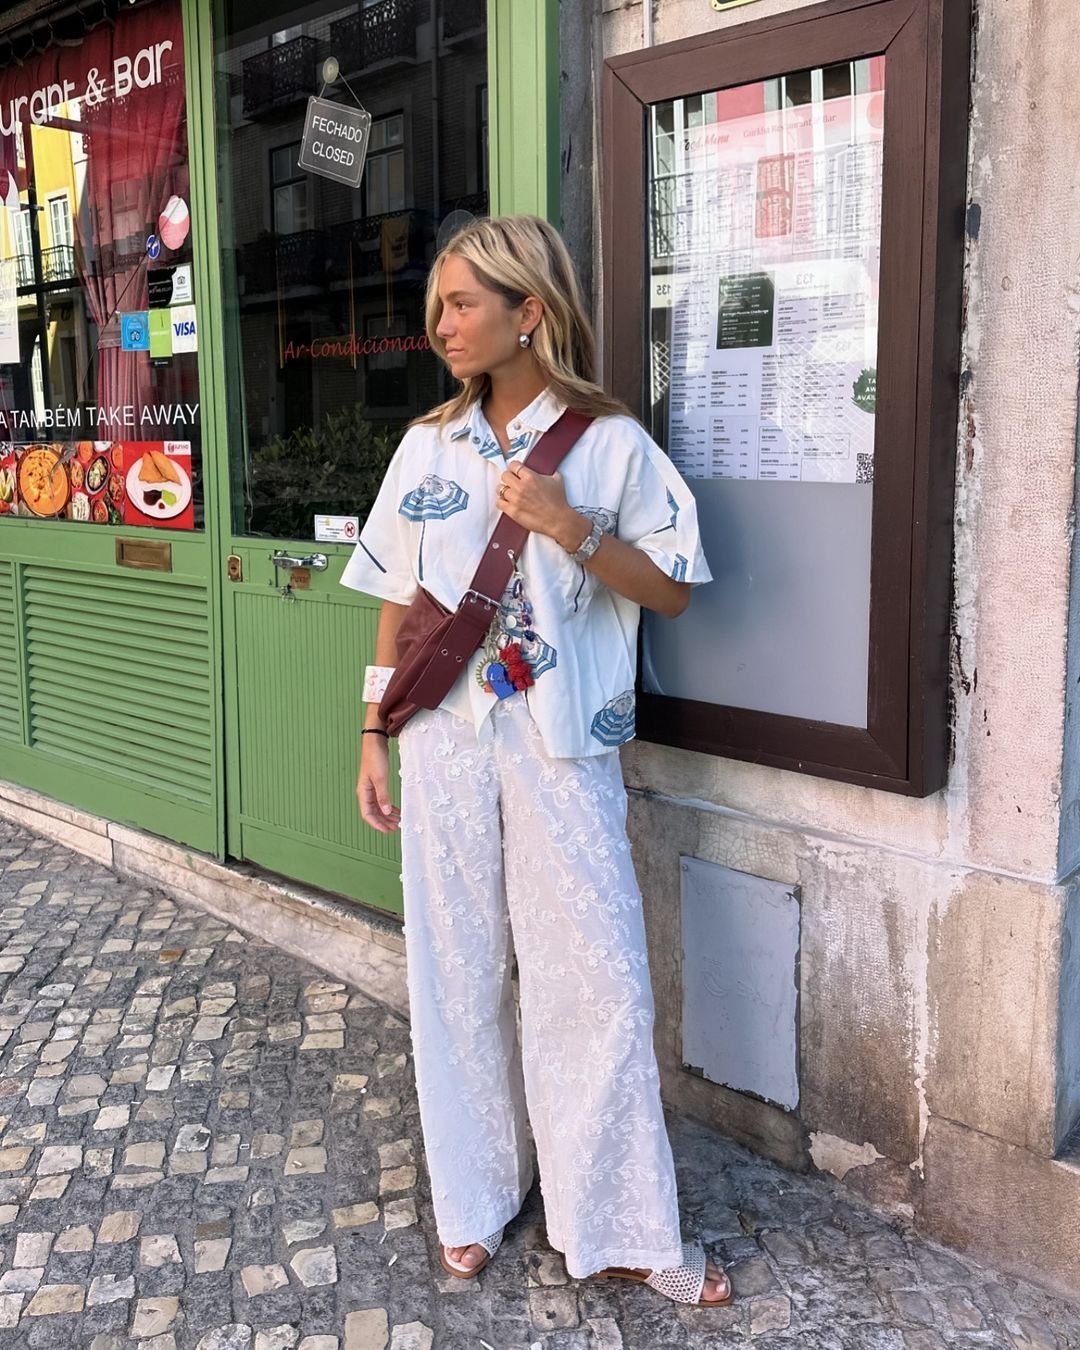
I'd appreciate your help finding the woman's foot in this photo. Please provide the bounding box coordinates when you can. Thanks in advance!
[634,1257,730,1304]
[444,1243,488,1273]
[439,1227,505,1279]
[593,1240,733,1307]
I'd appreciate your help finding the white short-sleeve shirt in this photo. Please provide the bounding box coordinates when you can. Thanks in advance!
[340,387,712,759]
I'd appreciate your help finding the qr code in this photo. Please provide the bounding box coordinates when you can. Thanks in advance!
[856,453,874,485]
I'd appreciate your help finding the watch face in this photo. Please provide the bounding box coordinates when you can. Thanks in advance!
[574,522,602,562]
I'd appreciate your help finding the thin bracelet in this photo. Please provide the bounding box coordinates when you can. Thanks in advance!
[361,728,389,738]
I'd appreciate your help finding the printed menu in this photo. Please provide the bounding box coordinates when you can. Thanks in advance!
[659,89,884,484]
[0,440,194,529]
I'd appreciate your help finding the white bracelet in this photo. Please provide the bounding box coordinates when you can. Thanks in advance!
[363,665,395,702]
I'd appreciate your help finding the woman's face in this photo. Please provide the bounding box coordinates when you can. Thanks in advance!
[434,255,534,382]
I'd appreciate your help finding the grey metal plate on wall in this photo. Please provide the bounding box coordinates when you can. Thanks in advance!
[681,855,800,1110]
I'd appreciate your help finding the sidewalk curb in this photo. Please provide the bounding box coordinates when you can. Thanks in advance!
[0,777,409,1017]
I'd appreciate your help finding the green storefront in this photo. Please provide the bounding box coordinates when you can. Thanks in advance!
[0,0,559,915]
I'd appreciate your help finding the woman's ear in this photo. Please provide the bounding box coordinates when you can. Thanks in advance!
[521,295,544,339]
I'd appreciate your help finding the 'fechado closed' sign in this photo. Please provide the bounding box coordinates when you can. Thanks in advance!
[298,96,372,189]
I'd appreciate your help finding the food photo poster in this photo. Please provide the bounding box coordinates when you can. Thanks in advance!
[1,440,194,529]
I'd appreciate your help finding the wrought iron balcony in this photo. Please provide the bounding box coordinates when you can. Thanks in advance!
[15,245,75,288]
[442,0,484,42]
[242,229,329,296]
[342,208,428,278]
[242,210,431,297]
[242,36,319,118]
[329,0,418,76]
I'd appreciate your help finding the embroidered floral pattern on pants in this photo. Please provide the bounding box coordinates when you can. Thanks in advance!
[398,697,684,1278]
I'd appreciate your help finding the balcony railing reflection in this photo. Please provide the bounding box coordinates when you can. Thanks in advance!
[16,245,76,288]
[242,35,319,118]
[243,229,328,295]
[442,0,484,41]
[242,211,429,295]
[330,0,418,76]
[346,208,428,276]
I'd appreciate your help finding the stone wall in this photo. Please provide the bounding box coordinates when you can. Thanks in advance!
[562,0,1080,1296]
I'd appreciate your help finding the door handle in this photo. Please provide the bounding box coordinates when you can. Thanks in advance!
[272,551,328,571]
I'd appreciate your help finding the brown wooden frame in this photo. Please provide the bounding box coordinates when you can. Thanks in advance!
[603,0,970,795]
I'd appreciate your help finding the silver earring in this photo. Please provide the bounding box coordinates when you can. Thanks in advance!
[519,333,531,348]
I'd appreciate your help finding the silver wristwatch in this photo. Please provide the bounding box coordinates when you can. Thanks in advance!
[569,519,603,564]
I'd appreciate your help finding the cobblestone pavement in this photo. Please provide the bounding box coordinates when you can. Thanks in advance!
[0,820,1079,1349]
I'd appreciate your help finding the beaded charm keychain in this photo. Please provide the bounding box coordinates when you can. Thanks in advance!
[476,566,537,699]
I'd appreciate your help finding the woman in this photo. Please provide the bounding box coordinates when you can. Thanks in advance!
[343,215,729,1308]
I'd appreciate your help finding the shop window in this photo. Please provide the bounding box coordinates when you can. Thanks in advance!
[364,115,406,217]
[0,0,201,532]
[217,0,480,542]
[603,0,970,794]
[271,143,309,236]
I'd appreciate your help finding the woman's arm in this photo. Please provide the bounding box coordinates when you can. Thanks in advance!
[553,515,690,618]
[356,598,411,833]
[496,467,691,618]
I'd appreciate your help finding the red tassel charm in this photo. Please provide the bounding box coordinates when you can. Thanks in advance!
[500,642,535,692]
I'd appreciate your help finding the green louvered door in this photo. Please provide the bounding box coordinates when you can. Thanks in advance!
[23,568,216,815]
[0,562,22,747]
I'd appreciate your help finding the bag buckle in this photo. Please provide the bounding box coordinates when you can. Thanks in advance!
[460,588,499,612]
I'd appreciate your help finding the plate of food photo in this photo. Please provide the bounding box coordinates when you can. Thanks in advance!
[18,445,69,517]
[84,452,110,496]
[125,448,192,521]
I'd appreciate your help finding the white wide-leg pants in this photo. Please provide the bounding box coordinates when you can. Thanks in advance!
[398,695,684,1279]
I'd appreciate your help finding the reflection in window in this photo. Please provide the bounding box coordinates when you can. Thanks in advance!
[47,193,73,251]
[271,143,309,236]
[365,115,406,218]
[219,0,488,540]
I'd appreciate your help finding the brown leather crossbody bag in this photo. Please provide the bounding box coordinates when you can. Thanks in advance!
[379,410,593,737]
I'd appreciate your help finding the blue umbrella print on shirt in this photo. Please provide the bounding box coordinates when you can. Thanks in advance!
[655,489,679,534]
[590,690,636,746]
[399,475,470,582]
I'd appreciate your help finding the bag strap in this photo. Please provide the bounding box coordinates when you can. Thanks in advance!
[466,409,594,605]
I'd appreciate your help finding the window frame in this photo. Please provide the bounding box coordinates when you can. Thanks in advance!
[602,0,971,796]
[45,190,73,251]
[363,111,406,217]
[269,140,308,237]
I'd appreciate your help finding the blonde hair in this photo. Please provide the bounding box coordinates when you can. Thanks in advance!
[416,214,629,428]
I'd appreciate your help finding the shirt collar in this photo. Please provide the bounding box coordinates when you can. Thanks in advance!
[448,387,567,462]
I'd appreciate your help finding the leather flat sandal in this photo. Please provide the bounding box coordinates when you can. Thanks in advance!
[439,1227,505,1279]
[594,1239,733,1307]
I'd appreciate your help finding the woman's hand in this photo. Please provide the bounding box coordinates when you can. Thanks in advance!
[356,736,401,834]
[496,465,589,549]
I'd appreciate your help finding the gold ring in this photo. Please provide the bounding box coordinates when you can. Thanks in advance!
[498,484,508,498]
